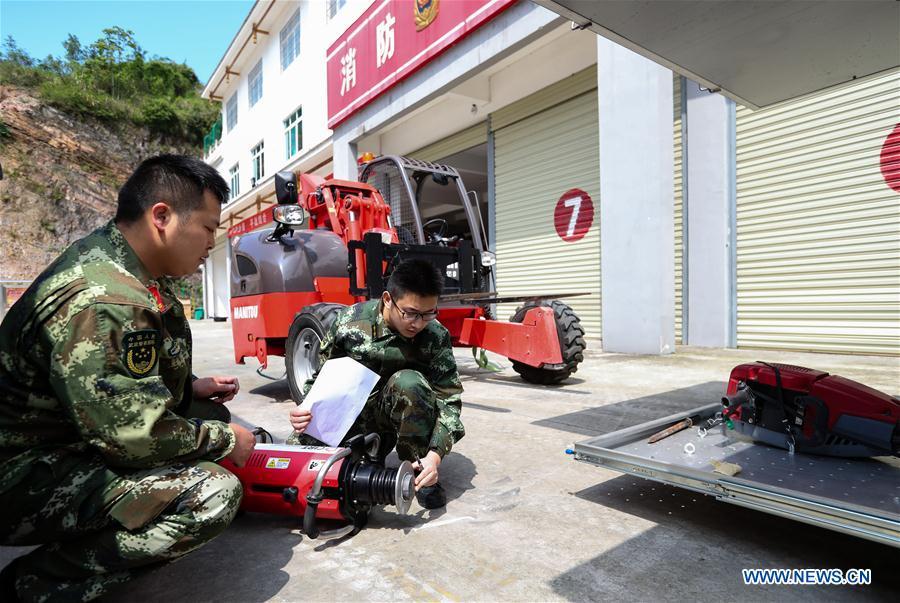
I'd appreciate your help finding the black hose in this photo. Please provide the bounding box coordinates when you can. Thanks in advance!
[758,361,794,441]
[303,494,322,540]
[256,365,286,381]
[251,427,274,443]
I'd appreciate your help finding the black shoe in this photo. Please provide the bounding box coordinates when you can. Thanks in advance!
[0,558,21,603]
[416,482,447,509]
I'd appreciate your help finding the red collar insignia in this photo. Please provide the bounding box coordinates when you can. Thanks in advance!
[147,285,166,312]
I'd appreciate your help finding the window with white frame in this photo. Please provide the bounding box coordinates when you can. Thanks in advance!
[228,163,240,200]
[251,141,265,186]
[284,107,302,160]
[327,0,347,20]
[226,93,238,131]
[280,8,301,70]
[248,60,263,107]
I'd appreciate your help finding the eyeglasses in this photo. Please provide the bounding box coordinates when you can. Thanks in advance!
[393,305,438,323]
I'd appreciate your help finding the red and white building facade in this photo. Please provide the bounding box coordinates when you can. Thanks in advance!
[202,0,900,356]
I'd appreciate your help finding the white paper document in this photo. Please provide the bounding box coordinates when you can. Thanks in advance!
[299,357,380,446]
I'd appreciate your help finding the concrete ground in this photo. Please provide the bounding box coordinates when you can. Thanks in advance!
[3,319,899,601]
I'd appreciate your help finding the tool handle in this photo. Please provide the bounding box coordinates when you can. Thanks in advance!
[303,494,322,539]
[648,418,693,443]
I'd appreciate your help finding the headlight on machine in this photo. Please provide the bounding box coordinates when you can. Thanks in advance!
[273,205,306,227]
[480,251,496,267]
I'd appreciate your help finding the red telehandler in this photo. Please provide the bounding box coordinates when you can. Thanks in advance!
[228,155,586,402]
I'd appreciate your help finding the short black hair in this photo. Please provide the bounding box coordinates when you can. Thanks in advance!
[387,259,444,299]
[115,154,229,223]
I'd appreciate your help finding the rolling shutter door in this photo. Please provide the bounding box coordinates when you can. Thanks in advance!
[411,122,488,163]
[735,69,900,355]
[674,74,684,344]
[492,67,601,338]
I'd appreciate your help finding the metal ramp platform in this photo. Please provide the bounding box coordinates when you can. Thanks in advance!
[573,403,900,548]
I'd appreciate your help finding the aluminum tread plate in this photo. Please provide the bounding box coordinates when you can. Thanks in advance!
[574,404,900,547]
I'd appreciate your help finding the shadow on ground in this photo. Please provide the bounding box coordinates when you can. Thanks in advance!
[458,366,591,394]
[464,401,512,413]
[533,381,727,437]
[365,451,479,535]
[548,475,900,601]
[249,378,293,403]
[105,512,297,603]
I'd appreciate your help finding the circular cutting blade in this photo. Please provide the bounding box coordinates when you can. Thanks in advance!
[394,460,415,515]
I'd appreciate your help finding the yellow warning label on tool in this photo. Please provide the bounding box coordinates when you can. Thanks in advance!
[265,457,291,470]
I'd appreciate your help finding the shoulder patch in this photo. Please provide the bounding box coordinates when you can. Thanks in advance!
[122,329,159,377]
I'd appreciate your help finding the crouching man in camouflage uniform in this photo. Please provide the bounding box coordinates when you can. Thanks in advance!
[0,155,256,602]
[288,259,464,509]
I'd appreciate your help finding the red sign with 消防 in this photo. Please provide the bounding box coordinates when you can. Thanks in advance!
[553,189,594,243]
[228,205,275,238]
[326,0,517,129]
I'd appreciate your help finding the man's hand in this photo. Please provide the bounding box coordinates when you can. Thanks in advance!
[289,407,312,433]
[193,376,240,403]
[225,423,256,467]
[414,450,441,490]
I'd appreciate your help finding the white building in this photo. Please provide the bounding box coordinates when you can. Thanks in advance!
[201,0,900,356]
[200,0,372,319]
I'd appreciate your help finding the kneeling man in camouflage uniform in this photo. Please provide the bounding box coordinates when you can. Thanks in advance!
[0,155,256,602]
[288,259,464,509]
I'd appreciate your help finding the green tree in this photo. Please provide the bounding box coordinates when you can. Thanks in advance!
[2,36,34,66]
[63,34,83,65]
[83,27,145,98]
[41,54,65,75]
[0,36,47,87]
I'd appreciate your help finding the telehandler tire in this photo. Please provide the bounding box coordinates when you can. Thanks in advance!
[508,300,586,385]
[285,303,345,402]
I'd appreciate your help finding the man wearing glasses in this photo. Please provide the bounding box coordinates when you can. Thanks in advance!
[287,259,464,509]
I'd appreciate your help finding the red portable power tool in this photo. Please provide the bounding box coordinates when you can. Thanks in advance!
[720,362,900,457]
[220,433,415,539]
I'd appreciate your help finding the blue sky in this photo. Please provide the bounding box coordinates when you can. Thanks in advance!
[1,0,255,84]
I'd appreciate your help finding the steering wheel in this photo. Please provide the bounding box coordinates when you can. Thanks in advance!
[395,225,417,245]
[423,218,448,243]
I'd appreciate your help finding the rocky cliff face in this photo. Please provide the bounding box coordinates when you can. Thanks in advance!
[0,85,195,280]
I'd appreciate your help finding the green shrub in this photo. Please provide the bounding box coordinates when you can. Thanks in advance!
[139,97,179,132]
[174,96,220,143]
[0,61,49,88]
[38,78,129,123]
[1,31,220,149]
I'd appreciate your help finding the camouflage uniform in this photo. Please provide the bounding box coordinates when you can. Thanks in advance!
[0,221,240,602]
[287,299,465,461]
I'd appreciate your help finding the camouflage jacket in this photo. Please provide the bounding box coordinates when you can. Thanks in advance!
[305,299,465,456]
[0,221,235,492]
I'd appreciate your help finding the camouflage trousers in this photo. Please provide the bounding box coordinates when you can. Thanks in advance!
[288,369,439,461]
[0,450,242,602]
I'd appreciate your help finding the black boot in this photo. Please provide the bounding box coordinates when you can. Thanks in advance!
[0,558,21,603]
[416,482,447,509]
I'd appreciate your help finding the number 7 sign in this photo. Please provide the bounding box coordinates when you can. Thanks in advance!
[554,188,595,242]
